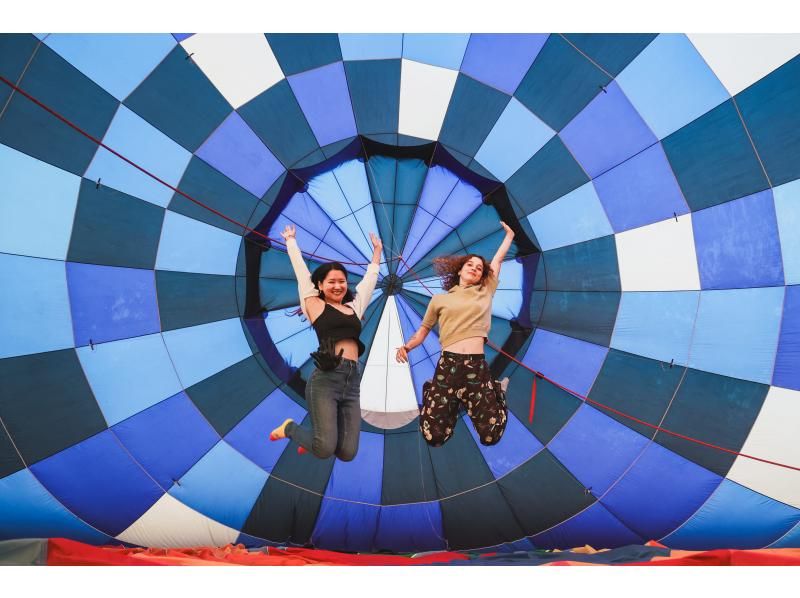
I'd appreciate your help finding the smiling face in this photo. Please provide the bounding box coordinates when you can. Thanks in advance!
[320,268,349,303]
[458,256,486,286]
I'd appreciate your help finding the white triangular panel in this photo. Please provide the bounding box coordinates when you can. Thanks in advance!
[688,34,800,96]
[360,296,418,429]
[399,59,458,141]
[117,493,240,548]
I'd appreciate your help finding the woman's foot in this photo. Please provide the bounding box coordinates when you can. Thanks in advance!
[269,418,293,441]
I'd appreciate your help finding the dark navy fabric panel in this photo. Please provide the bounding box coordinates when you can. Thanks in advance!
[0,425,25,479]
[382,431,440,504]
[373,502,447,553]
[30,429,163,536]
[542,236,620,292]
[427,418,496,497]
[68,178,164,269]
[238,79,319,167]
[655,369,769,477]
[168,156,260,235]
[124,45,232,152]
[539,291,621,347]
[505,135,589,217]
[186,355,278,437]
[0,34,39,108]
[344,59,401,135]
[438,74,511,157]
[562,34,657,76]
[0,349,107,465]
[531,501,644,550]
[266,34,343,76]
[662,99,770,211]
[156,271,239,331]
[736,55,800,187]
[0,39,118,176]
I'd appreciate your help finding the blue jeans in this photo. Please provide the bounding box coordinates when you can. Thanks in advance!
[286,359,362,461]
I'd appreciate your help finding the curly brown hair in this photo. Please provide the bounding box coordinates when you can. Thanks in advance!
[432,254,492,291]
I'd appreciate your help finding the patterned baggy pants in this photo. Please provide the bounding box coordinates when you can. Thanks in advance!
[419,351,508,447]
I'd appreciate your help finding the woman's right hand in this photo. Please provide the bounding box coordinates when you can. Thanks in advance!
[281,224,296,241]
[395,345,409,364]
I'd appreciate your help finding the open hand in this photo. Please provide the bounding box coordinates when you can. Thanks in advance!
[500,221,514,237]
[395,345,409,364]
[280,224,296,241]
[370,232,383,262]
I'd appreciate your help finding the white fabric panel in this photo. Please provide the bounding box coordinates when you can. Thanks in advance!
[727,387,800,509]
[117,493,240,548]
[398,59,458,141]
[360,296,418,429]
[688,34,800,96]
[615,214,701,291]
[181,34,284,108]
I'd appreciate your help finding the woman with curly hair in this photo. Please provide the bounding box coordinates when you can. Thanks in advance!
[396,221,515,447]
[269,224,382,461]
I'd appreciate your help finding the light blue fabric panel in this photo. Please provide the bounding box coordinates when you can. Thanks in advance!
[402,34,470,70]
[0,254,73,359]
[161,318,253,388]
[76,333,182,426]
[774,179,800,285]
[155,211,241,276]
[611,291,700,366]
[0,143,80,260]
[85,105,192,208]
[339,34,403,60]
[689,287,784,384]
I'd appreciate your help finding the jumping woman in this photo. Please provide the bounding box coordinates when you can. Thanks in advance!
[396,221,515,447]
[270,224,382,461]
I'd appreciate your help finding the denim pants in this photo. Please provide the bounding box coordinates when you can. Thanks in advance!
[286,358,362,461]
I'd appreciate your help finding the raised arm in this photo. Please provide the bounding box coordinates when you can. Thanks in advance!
[490,221,515,278]
[281,224,322,320]
[351,233,383,319]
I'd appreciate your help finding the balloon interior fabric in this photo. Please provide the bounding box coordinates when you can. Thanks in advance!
[1,33,800,555]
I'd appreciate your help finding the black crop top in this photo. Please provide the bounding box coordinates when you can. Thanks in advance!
[312,303,365,356]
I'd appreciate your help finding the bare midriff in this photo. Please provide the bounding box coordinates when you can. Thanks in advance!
[441,335,485,355]
[335,338,360,361]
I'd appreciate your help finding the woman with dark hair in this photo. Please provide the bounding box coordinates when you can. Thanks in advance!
[396,221,515,447]
[269,224,382,461]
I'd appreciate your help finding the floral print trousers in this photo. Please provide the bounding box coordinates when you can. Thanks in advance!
[419,351,508,447]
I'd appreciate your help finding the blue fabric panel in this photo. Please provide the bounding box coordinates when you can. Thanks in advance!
[774,179,800,285]
[537,291,620,350]
[265,34,343,76]
[611,291,700,366]
[66,262,159,347]
[172,34,193,42]
[238,79,319,167]
[339,34,403,60]
[196,112,284,198]
[661,99,770,211]
[225,388,307,473]
[689,287,784,385]
[155,211,241,276]
[169,440,268,530]
[30,430,164,537]
[616,34,730,139]
[773,284,800,390]
[549,404,650,496]
[475,98,555,182]
[0,40,119,176]
[541,236,620,292]
[288,61,357,147]
[161,318,253,388]
[736,55,800,187]
[373,502,446,553]
[460,34,548,94]
[526,183,613,251]
[344,59,401,136]
[76,334,182,426]
[124,45,231,152]
[402,34,470,70]
[601,441,722,541]
[43,34,176,101]
[0,254,73,359]
[559,81,657,178]
[593,142,690,232]
[692,189,784,289]
[0,469,114,544]
[311,432,384,552]
[771,521,800,548]
[464,410,543,478]
[264,310,317,368]
[661,479,800,550]
[562,34,658,77]
[0,142,81,260]
[530,501,644,550]
[111,391,219,491]
[522,328,607,398]
[0,34,38,108]
[438,74,511,157]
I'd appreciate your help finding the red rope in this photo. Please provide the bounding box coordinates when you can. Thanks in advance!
[0,74,392,269]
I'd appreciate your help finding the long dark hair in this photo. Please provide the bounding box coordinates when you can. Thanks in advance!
[432,253,492,291]
[311,262,354,303]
